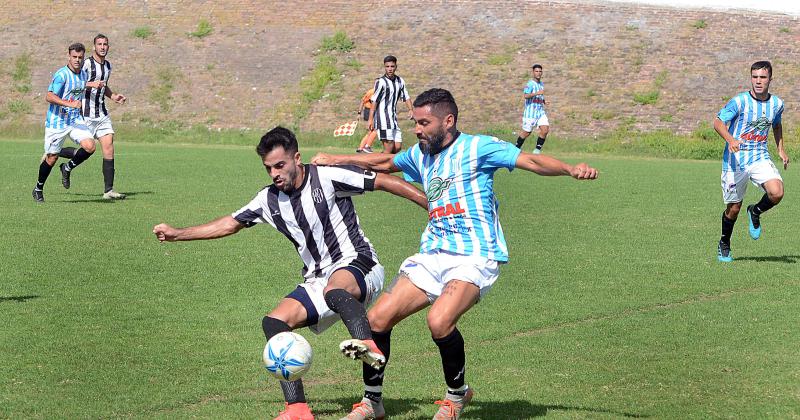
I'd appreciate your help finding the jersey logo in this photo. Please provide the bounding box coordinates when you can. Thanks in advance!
[748,116,771,131]
[68,87,85,100]
[312,188,324,204]
[426,176,453,202]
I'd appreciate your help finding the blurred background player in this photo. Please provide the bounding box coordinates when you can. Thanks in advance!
[59,34,127,199]
[356,87,377,153]
[714,60,789,262]
[32,42,104,202]
[515,64,549,154]
[368,55,412,154]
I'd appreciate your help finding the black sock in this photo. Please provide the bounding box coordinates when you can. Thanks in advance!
[363,329,391,401]
[102,159,115,193]
[59,147,77,159]
[324,289,370,340]
[752,194,776,216]
[433,328,466,390]
[67,148,93,170]
[261,317,306,403]
[721,212,736,244]
[37,161,54,187]
[515,136,525,149]
[535,136,546,150]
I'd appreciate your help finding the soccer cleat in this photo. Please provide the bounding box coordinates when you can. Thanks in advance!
[59,163,71,189]
[339,339,386,369]
[746,205,761,240]
[103,190,126,200]
[717,241,733,263]
[32,188,44,202]
[433,387,474,419]
[362,146,374,154]
[340,398,385,420]
[532,149,542,155]
[273,402,315,420]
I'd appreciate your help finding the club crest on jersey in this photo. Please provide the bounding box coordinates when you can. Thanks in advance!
[427,176,453,202]
[68,87,85,100]
[747,116,771,132]
[312,188,324,203]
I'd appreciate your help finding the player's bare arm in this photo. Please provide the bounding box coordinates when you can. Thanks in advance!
[374,172,428,209]
[406,99,414,120]
[714,117,742,153]
[515,152,598,180]
[103,86,127,104]
[311,152,400,173]
[773,122,789,169]
[85,80,105,89]
[153,215,244,242]
[46,91,80,108]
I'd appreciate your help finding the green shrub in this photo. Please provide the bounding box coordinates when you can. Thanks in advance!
[320,31,354,53]
[487,53,513,66]
[188,19,213,38]
[132,26,154,39]
[633,90,659,105]
[8,99,31,114]
[692,19,707,29]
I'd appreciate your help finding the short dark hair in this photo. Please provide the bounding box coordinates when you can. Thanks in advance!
[383,55,397,64]
[413,88,458,124]
[532,64,542,70]
[68,43,85,54]
[256,126,299,157]
[751,60,772,78]
[94,33,108,44]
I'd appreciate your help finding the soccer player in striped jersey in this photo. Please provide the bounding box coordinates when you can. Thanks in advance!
[515,64,549,154]
[313,88,597,420]
[153,127,427,420]
[714,61,789,262]
[59,34,127,199]
[368,55,413,154]
[32,43,105,202]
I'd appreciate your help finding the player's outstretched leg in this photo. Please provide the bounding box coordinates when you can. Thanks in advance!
[341,329,391,420]
[324,288,385,368]
[339,339,385,369]
[717,240,733,263]
[718,211,736,262]
[746,205,761,240]
[60,146,94,189]
[263,316,315,420]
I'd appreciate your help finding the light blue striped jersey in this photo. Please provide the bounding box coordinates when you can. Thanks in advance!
[45,66,86,129]
[522,79,545,120]
[393,133,521,262]
[718,91,783,172]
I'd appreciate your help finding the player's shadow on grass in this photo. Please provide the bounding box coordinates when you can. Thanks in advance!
[63,190,154,203]
[0,295,40,303]
[734,255,799,263]
[321,397,647,418]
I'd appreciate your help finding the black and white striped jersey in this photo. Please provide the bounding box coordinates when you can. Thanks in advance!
[81,57,111,119]
[371,75,410,130]
[232,164,379,279]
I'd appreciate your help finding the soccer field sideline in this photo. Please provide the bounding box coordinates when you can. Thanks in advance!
[2,138,798,418]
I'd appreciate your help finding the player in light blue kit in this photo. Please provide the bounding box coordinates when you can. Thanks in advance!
[515,64,549,154]
[32,42,105,202]
[313,88,597,420]
[714,61,789,262]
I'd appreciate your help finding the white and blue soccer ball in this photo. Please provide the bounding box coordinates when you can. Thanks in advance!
[263,332,313,382]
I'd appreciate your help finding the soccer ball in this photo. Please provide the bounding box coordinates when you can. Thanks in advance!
[263,332,313,381]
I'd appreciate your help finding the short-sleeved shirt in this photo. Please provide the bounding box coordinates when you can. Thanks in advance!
[371,75,409,130]
[45,66,86,129]
[82,57,112,120]
[393,133,521,262]
[718,91,784,172]
[523,79,545,120]
[232,164,379,279]
[361,88,374,110]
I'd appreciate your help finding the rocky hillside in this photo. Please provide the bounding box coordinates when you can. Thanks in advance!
[0,1,798,138]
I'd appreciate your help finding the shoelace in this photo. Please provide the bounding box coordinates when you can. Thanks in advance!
[434,399,457,417]
[348,402,371,417]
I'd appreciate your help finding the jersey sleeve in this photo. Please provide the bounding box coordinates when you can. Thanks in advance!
[393,146,423,183]
[773,100,784,126]
[401,78,410,102]
[320,165,377,197]
[523,80,534,94]
[48,71,65,95]
[478,136,522,172]
[231,189,273,228]
[717,96,740,123]
[370,79,383,102]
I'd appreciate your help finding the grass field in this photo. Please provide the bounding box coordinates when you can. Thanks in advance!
[2,138,798,419]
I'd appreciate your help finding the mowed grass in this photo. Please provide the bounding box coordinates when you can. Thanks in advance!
[1,138,798,419]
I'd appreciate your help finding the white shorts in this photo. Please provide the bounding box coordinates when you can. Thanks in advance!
[399,250,500,303]
[85,115,115,139]
[289,257,385,334]
[378,129,402,143]
[721,159,783,203]
[43,124,93,154]
[522,114,549,132]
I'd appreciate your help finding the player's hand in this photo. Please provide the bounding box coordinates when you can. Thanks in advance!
[153,223,178,242]
[570,163,598,180]
[113,94,127,104]
[368,119,374,131]
[727,139,743,153]
[69,100,82,109]
[408,110,414,120]
[311,153,334,166]
[779,149,790,169]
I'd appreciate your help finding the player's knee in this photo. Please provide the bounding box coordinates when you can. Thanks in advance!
[540,126,549,136]
[426,311,455,338]
[768,187,784,203]
[262,316,291,340]
[366,308,393,333]
[81,142,96,154]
